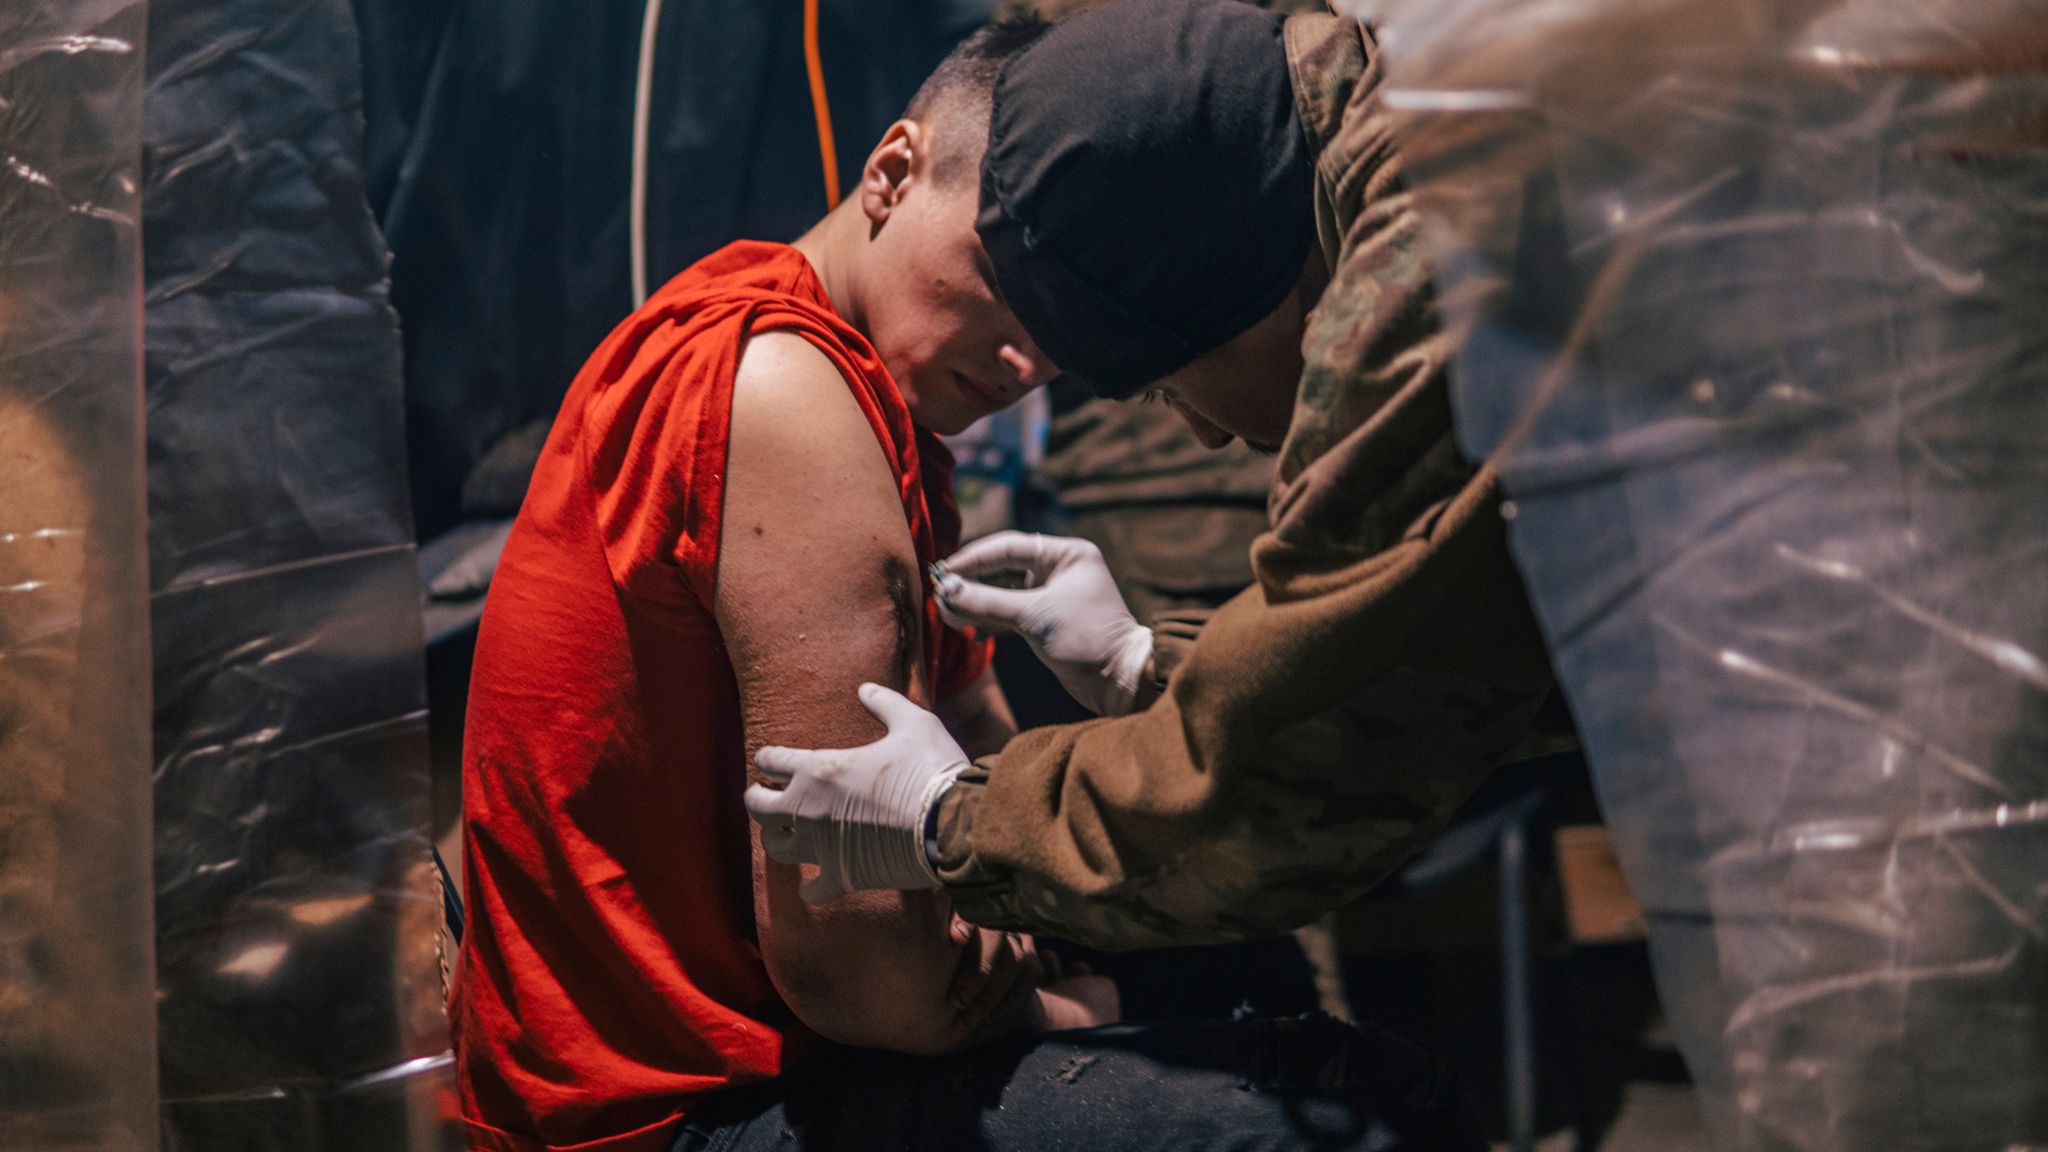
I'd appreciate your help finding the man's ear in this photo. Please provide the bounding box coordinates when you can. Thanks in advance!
[860,120,926,226]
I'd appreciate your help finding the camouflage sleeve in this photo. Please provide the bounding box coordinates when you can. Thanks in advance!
[933,464,1549,949]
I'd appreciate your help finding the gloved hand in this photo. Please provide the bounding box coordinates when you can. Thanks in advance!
[934,531,1153,717]
[746,683,968,903]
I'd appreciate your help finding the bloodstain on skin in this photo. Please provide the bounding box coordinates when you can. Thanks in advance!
[883,554,919,689]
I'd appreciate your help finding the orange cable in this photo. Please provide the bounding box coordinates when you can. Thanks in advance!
[802,0,842,210]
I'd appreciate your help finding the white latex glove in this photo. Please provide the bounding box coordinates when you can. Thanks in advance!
[746,683,968,903]
[933,531,1153,717]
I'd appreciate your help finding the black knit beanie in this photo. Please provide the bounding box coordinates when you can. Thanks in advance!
[976,0,1315,399]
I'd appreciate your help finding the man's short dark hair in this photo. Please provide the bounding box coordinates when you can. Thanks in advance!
[905,17,1053,185]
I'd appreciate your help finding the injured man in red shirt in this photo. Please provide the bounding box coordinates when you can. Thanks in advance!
[453,13,1484,1152]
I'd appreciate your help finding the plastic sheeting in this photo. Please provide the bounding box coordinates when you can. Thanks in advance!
[142,0,447,1146]
[0,3,159,1149]
[1351,0,2048,1147]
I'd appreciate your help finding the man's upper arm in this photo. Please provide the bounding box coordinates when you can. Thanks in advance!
[713,330,929,747]
[713,329,974,1049]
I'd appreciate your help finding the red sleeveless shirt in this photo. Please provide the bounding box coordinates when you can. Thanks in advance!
[452,242,989,1152]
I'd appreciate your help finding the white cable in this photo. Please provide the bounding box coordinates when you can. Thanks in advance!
[629,0,666,308]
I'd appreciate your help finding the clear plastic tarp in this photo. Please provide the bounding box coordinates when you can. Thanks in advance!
[0,2,159,1149]
[1351,0,2048,1147]
[141,0,448,1146]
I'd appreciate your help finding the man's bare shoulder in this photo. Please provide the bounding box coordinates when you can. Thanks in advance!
[734,328,839,398]
[733,330,864,441]
[725,328,900,524]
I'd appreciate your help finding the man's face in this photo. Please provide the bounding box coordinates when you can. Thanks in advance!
[1142,279,1313,455]
[857,121,1053,436]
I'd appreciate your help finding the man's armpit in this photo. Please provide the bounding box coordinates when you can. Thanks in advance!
[883,552,922,697]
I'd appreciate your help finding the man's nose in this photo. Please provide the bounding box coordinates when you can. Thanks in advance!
[997,340,1055,391]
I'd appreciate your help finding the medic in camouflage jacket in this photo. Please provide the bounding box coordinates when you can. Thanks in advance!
[932,13,1559,948]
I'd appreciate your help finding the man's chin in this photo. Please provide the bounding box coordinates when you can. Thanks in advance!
[913,388,1009,436]
[907,401,984,438]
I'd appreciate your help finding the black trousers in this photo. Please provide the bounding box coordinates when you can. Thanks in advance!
[675,1013,1486,1152]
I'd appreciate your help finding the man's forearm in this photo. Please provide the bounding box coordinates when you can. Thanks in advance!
[763,882,1040,1055]
[949,704,1016,760]
[936,666,1017,759]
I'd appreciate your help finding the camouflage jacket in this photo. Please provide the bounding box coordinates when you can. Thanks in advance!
[934,13,1556,948]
